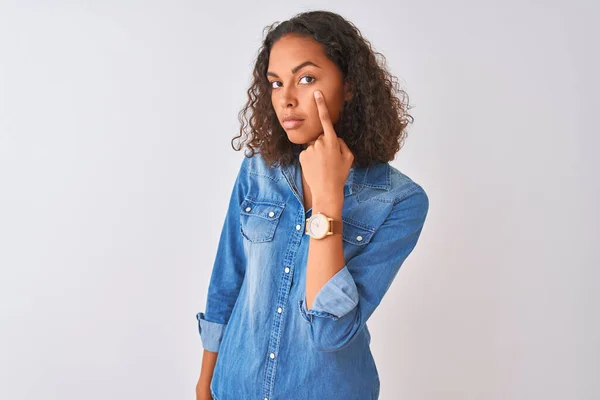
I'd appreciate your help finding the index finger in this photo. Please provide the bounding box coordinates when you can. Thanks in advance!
[313,90,337,144]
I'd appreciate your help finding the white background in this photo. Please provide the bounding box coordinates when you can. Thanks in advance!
[1,1,598,399]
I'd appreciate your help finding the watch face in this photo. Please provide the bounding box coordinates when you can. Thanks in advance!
[308,214,329,238]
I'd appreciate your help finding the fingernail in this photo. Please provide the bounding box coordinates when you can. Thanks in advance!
[314,91,321,99]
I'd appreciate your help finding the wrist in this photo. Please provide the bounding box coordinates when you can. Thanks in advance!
[312,196,343,220]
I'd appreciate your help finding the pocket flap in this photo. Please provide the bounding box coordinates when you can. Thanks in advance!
[240,197,285,220]
[342,218,375,246]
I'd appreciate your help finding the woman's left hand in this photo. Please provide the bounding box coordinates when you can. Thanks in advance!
[299,90,355,203]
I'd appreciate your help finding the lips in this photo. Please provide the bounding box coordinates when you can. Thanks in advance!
[282,119,304,129]
[282,114,305,130]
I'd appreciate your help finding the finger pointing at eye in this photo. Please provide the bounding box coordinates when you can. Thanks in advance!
[313,90,338,146]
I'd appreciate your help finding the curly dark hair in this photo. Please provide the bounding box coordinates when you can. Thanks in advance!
[231,10,414,169]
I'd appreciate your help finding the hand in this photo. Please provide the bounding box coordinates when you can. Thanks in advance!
[298,90,354,202]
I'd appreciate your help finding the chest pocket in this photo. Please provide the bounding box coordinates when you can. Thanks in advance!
[240,197,285,243]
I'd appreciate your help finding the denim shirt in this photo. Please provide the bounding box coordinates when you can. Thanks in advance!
[196,152,429,400]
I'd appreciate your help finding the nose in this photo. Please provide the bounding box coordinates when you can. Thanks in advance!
[279,85,298,109]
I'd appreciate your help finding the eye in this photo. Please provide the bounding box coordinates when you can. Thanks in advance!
[269,75,316,90]
[299,75,315,84]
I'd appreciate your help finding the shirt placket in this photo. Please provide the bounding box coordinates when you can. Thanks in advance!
[261,162,359,399]
[261,210,305,400]
[260,164,307,400]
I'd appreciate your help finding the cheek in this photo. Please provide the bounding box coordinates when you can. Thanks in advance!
[307,93,343,123]
[271,95,283,119]
[305,97,323,126]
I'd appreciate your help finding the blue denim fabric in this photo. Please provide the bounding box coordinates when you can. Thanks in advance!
[196,153,429,400]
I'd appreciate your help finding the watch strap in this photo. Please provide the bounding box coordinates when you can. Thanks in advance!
[329,219,343,235]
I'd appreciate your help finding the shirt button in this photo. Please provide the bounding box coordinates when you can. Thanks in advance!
[270,352,275,359]
[284,267,290,273]
[268,211,275,217]
[356,235,363,241]
[245,207,251,212]
[277,307,283,313]
[296,224,301,230]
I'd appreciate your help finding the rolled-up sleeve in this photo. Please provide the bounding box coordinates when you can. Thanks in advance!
[196,312,227,352]
[298,184,429,352]
[195,157,249,353]
[298,265,359,322]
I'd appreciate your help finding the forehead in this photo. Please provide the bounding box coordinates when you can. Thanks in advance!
[268,35,328,70]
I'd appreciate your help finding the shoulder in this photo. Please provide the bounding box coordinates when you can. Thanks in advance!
[238,152,285,182]
[361,161,428,209]
[387,164,429,207]
[385,164,429,228]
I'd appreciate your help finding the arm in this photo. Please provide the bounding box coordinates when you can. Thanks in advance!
[305,193,345,311]
[299,184,429,352]
[200,350,218,374]
[195,156,249,352]
[196,350,218,399]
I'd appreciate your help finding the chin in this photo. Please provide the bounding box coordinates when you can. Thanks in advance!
[285,131,309,145]
[286,130,321,146]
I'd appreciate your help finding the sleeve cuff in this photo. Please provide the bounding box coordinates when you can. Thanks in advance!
[298,265,359,323]
[196,312,226,352]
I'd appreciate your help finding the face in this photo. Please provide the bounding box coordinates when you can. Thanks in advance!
[267,34,352,148]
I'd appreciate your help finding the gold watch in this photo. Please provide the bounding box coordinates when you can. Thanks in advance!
[305,212,343,239]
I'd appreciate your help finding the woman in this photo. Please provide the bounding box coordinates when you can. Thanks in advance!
[196,10,429,400]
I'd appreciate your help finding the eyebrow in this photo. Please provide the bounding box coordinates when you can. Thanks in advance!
[266,61,321,78]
